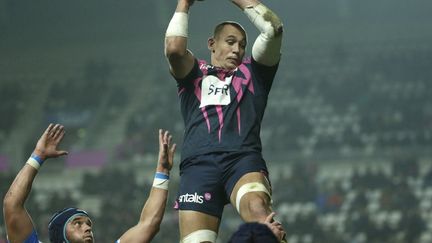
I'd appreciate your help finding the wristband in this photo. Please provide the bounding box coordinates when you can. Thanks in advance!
[26,154,45,170]
[152,172,169,190]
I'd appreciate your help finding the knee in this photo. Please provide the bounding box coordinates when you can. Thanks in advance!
[235,182,272,221]
[244,193,271,219]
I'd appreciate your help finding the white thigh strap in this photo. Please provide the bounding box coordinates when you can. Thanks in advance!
[181,229,217,243]
[236,182,271,214]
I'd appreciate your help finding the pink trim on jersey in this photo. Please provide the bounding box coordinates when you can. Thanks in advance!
[192,59,255,139]
[231,63,254,134]
[237,107,241,135]
[193,60,210,101]
[178,87,186,95]
[193,77,202,101]
[195,60,211,132]
[202,107,211,132]
[238,63,254,94]
[216,105,224,142]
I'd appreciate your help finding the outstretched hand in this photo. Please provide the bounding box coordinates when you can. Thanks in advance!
[264,212,286,242]
[33,124,68,161]
[157,129,176,173]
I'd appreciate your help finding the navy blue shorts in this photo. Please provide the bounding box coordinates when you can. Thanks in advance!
[174,151,269,218]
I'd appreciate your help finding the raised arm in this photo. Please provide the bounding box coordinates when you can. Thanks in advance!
[3,124,68,243]
[164,0,197,79]
[118,129,176,243]
[232,0,283,66]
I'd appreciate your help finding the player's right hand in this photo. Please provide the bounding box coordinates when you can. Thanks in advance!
[33,123,68,161]
[157,129,176,173]
[264,212,286,242]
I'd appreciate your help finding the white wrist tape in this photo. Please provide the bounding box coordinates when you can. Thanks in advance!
[165,12,189,38]
[26,154,44,170]
[153,172,169,190]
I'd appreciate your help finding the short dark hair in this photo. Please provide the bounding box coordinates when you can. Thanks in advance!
[213,21,247,42]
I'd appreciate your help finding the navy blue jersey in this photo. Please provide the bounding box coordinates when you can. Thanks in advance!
[175,57,279,162]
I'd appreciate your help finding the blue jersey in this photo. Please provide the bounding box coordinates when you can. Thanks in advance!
[8,230,40,243]
[8,229,119,243]
[175,57,279,162]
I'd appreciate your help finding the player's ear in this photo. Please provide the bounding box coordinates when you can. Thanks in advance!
[208,37,215,52]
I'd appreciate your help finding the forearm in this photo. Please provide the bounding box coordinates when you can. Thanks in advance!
[139,188,168,230]
[6,151,45,208]
[175,0,191,13]
[3,165,37,211]
[164,1,195,78]
[165,4,189,57]
[118,187,169,243]
[3,164,38,242]
[125,172,169,242]
[140,166,169,222]
[118,128,175,243]
[242,1,284,66]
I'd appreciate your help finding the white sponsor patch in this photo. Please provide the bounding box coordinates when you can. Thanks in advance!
[199,75,233,108]
[179,192,204,204]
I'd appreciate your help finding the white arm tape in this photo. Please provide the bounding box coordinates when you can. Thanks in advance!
[152,172,169,190]
[26,157,41,170]
[236,182,272,214]
[252,32,282,66]
[166,12,189,38]
[244,4,283,66]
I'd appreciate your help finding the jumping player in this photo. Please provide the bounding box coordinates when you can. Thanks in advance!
[3,124,176,243]
[164,0,284,242]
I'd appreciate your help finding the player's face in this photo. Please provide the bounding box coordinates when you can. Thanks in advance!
[209,24,246,70]
[65,216,94,243]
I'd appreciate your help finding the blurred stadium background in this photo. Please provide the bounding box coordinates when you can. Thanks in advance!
[1,0,431,242]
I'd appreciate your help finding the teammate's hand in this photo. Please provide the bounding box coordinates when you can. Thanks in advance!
[157,129,176,174]
[263,212,286,242]
[33,124,68,161]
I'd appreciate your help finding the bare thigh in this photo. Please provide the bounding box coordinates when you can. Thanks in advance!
[179,210,220,240]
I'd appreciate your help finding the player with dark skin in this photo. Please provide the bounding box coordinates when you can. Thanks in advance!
[3,124,176,243]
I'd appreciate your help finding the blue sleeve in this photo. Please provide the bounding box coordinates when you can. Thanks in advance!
[23,229,40,243]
